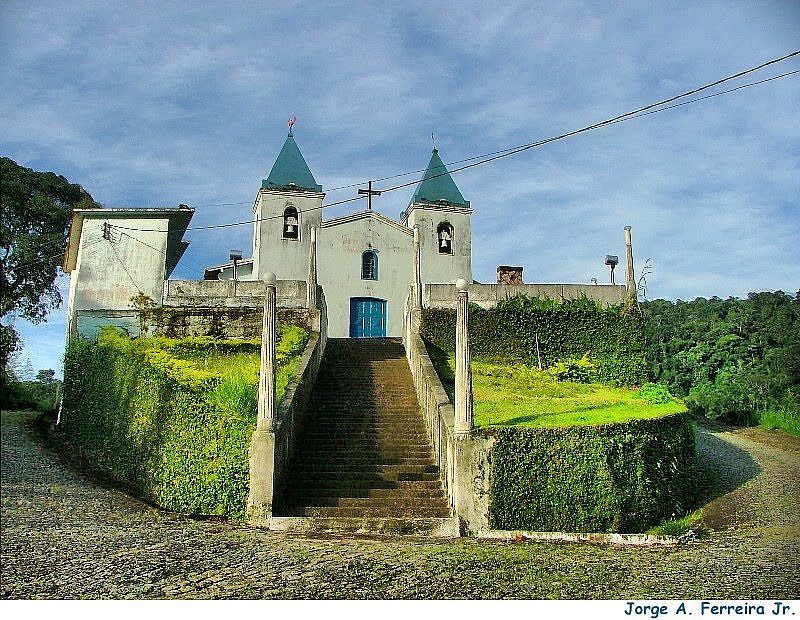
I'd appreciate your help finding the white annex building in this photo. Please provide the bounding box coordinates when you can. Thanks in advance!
[204,129,474,338]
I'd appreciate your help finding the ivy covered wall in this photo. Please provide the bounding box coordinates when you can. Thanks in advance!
[421,296,648,385]
[60,327,308,519]
[487,413,699,532]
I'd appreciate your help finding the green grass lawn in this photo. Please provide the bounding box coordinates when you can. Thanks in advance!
[167,326,310,406]
[99,325,311,411]
[436,356,686,428]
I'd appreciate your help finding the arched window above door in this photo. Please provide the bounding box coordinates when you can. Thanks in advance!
[283,206,299,239]
[361,249,378,280]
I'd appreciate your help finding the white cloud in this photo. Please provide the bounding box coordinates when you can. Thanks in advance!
[2,0,799,371]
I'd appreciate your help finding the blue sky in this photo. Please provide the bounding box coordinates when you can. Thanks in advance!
[2,1,799,375]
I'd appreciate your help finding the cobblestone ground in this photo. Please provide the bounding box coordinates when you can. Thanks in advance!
[1,410,798,599]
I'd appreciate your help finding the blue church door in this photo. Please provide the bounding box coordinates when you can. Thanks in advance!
[349,298,387,338]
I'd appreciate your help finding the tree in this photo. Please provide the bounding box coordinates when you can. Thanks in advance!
[35,368,57,384]
[0,157,101,396]
[641,291,800,427]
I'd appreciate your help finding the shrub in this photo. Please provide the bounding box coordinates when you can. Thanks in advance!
[636,382,674,404]
[685,365,756,425]
[488,413,700,533]
[758,394,800,436]
[60,326,310,519]
[547,355,597,383]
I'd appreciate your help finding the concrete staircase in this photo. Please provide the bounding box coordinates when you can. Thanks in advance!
[273,338,457,536]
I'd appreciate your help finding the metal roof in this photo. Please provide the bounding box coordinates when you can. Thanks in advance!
[410,148,469,208]
[262,132,322,192]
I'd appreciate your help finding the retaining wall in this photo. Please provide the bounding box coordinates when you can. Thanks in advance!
[271,306,328,506]
[424,282,627,309]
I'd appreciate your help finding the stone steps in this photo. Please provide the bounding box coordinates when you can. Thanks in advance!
[290,505,452,518]
[269,516,459,537]
[283,478,445,492]
[290,457,437,467]
[293,487,447,500]
[277,338,453,535]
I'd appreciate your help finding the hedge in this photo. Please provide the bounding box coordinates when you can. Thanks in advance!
[488,413,700,532]
[60,326,309,520]
[421,297,648,385]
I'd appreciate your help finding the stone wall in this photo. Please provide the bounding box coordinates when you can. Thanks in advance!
[164,279,307,308]
[73,278,310,340]
[405,307,495,535]
[75,307,310,340]
[405,313,455,509]
[424,282,627,309]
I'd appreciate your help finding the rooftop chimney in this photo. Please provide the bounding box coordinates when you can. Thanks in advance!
[497,266,523,285]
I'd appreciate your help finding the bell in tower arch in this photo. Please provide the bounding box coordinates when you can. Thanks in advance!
[437,222,453,254]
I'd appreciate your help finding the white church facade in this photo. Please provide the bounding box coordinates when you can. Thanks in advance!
[204,130,474,338]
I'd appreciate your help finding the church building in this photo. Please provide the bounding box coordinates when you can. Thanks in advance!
[64,127,628,342]
[204,129,473,338]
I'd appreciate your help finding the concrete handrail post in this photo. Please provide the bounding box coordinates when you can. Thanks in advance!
[624,225,636,299]
[412,225,422,309]
[248,271,278,526]
[258,272,277,431]
[307,226,318,310]
[454,278,473,436]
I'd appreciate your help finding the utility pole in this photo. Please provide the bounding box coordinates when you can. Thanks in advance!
[358,180,382,211]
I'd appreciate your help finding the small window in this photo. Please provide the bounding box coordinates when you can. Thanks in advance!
[437,222,453,254]
[361,250,378,280]
[283,206,299,239]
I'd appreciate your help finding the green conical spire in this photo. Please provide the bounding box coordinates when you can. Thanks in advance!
[410,148,469,207]
[262,132,322,192]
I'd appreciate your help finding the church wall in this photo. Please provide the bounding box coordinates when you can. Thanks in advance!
[406,205,472,284]
[71,215,170,312]
[317,214,414,338]
[253,189,323,281]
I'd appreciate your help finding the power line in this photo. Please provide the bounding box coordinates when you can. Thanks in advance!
[104,51,799,234]
[107,240,142,293]
[178,50,800,205]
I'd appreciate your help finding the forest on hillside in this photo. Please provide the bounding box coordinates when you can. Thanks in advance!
[641,291,800,433]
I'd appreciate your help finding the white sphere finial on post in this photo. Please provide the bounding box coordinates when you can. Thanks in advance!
[455,278,468,292]
[264,271,277,286]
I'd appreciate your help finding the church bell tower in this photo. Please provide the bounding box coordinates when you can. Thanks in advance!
[252,128,324,281]
[402,147,473,284]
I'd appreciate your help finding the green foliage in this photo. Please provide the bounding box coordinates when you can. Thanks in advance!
[1,370,61,412]
[488,413,700,533]
[1,157,101,395]
[0,157,101,321]
[758,398,800,436]
[635,382,674,405]
[421,294,647,386]
[428,350,685,428]
[641,291,800,427]
[547,354,597,383]
[60,327,310,519]
[498,293,616,313]
[646,508,703,536]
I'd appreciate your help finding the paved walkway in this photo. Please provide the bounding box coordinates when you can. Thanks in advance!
[1,410,798,599]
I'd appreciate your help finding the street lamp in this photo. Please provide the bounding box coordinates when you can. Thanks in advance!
[605,255,619,285]
[230,250,243,281]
